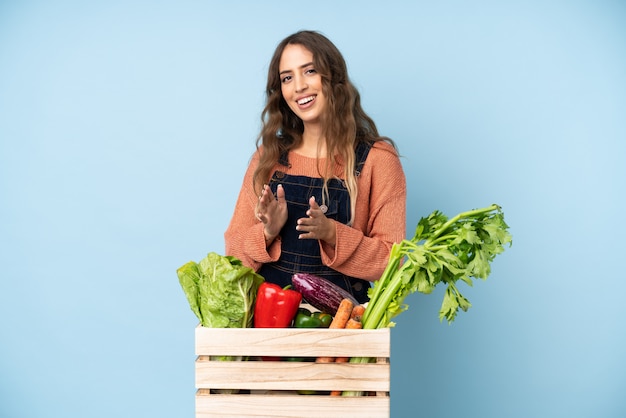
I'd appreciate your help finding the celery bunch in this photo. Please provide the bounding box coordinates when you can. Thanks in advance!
[342,205,511,396]
[362,204,512,328]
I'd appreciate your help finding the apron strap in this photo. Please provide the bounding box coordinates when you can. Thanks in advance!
[354,140,373,177]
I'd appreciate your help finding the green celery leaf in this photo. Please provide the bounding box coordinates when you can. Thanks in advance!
[439,286,459,322]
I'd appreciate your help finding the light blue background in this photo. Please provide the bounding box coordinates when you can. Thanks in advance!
[1,1,624,417]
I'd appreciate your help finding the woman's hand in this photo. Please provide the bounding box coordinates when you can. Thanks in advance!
[256,184,287,244]
[296,196,337,247]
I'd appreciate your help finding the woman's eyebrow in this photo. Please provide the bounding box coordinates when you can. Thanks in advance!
[279,62,314,76]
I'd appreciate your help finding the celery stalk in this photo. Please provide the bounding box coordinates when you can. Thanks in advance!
[363,204,511,329]
[343,204,512,397]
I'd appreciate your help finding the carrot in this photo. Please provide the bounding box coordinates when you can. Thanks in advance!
[350,305,365,322]
[328,304,364,396]
[350,305,366,322]
[344,318,363,329]
[328,298,354,329]
[332,317,363,368]
[329,353,352,396]
[316,298,354,363]
[330,317,363,396]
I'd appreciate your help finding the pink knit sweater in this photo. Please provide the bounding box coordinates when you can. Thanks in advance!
[224,140,406,282]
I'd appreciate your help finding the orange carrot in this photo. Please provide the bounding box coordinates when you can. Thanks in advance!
[328,298,354,329]
[316,298,354,363]
[332,317,363,369]
[344,318,363,329]
[329,354,353,396]
[330,318,363,396]
[350,305,365,322]
[328,304,364,396]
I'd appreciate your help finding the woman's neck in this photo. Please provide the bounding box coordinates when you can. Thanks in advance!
[294,127,326,158]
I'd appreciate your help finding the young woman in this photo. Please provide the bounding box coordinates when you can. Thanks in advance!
[224,30,406,302]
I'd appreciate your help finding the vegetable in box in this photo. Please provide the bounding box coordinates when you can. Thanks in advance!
[177,252,264,328]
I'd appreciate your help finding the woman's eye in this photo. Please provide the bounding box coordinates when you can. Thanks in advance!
[281,75,292,83]
[305,68,317,75]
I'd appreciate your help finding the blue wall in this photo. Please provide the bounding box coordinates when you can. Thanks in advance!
[1,1,624,417]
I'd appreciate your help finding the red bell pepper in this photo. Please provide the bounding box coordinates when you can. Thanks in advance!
[253,282,302,328]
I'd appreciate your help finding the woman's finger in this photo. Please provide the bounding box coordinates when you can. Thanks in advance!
[276,184,285,203]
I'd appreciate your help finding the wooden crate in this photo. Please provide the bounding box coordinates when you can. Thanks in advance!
[195,326,390,418]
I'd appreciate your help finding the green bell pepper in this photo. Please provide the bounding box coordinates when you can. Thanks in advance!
[312,311,333,327]
[294,311,323,328]
[293,308,332,328]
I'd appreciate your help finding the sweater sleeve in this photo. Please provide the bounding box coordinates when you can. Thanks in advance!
[319,142,407,281]
[224,151,281,271]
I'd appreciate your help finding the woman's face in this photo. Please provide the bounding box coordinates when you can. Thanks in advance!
[279,43,326,129]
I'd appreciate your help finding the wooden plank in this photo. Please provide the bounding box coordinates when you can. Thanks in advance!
[195,327,390,357]
[196,392,390,418]
[195,359,390,392]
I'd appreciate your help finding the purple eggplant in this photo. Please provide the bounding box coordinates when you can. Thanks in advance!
[291,273,358,315]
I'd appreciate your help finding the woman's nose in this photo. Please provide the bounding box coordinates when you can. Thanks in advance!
[294,75,308,92]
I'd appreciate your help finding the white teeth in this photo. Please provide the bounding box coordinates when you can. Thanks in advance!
[297,96,314,105]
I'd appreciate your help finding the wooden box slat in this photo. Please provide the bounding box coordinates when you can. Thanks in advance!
[196,392,390,418]
[196,358,390,391]
[195,326,390,357]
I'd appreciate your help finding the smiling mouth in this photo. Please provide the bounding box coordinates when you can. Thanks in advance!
[297,95,315,105]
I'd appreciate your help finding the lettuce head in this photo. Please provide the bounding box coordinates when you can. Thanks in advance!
[177,252,264,328]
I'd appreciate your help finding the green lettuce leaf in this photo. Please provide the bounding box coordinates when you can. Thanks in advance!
[177,252,264,328]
